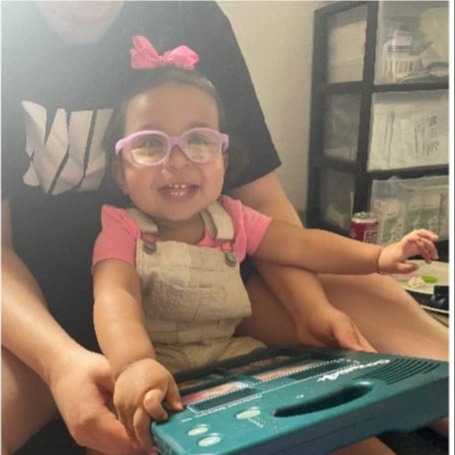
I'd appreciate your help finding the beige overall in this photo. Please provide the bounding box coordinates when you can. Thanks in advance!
[127,202,265,373]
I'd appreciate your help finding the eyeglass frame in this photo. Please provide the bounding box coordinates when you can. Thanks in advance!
[115,127,230,167]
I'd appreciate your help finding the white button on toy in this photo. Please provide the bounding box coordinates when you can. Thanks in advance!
[198,434,222,447]
[187,425,209,436]
[236,408,261,419]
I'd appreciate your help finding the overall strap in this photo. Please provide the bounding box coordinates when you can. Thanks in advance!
[126,207,159,234]
[201,201,235,240]
[126,202,234,240]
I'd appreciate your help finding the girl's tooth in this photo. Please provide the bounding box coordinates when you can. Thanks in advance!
[168,183,189,190]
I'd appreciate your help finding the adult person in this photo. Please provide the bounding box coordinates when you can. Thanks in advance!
[1,2,448,455]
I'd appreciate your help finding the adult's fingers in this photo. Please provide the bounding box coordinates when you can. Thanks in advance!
[133,406,156,454]
[353,329,376,353]
[333,319,376,353]
[118,406,139,448]
[82,407,142,454]
[113,392,139,446]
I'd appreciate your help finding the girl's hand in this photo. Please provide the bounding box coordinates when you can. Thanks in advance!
[378,229,439,275]
[113,358,183,453]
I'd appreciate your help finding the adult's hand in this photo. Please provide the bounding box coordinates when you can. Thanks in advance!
[48,349,141,454]
[295,305,376,352]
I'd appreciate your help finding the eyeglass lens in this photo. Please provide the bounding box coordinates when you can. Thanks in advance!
[130,130,221,165]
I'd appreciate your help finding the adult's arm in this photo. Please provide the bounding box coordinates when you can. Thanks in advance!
[228,172,327,322]
[1,200,138,454]
[2,200,82,381]
[229,173,302,226]
[229,173,374,351]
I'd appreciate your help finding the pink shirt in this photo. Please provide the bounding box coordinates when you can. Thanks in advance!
[93,195,272,267]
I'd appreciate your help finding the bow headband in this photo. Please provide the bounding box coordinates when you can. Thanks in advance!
[130,35,199,70]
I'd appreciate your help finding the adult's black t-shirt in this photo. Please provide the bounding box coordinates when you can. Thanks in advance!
[1,1,281,350]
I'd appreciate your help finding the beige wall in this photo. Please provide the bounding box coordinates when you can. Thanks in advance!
[219,1,324,212]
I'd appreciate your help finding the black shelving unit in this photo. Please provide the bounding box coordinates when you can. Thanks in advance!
[306,1,449,238]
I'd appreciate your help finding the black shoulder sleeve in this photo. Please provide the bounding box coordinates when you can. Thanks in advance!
[178,1,281,190]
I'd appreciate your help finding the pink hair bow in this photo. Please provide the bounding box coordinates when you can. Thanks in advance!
[130,35,199,70]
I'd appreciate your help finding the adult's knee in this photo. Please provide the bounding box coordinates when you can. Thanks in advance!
[2,348,57,453]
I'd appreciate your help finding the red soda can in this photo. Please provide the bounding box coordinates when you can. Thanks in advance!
[349,212,378,243]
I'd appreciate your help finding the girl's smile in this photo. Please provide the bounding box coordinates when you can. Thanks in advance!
[158,182,199,198]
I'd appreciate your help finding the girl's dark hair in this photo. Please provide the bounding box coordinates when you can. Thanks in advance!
[102,66,248,191]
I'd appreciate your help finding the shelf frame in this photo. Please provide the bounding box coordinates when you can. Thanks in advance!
[306,0,449,241]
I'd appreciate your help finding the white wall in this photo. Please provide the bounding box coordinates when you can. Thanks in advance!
[219,1,324,212]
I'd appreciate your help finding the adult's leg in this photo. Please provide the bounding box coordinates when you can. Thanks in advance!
[239,272,448,359]
[320,273,449,437]
[318,273,448,360]
[86,439,396,455]
[1,347,58,455]
[333,437,395,455]
[238,272,448,436]
[237,271,300,345]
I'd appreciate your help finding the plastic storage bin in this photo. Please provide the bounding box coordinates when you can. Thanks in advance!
[320,169,355,230]
[369,175,448,245]
[368,91,448,171]
[375,1,449,84]
[327,4,366,83]
[323,94,361,161]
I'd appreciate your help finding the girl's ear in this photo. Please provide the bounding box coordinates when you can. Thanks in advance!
[111,157,128,194]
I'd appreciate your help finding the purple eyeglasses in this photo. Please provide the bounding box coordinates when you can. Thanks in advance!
[115,127,229,166]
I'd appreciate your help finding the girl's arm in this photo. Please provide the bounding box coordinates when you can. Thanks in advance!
[93,259,154,377]
[230,173,374,352]
[93,259,182,452]
[254,220,438,275]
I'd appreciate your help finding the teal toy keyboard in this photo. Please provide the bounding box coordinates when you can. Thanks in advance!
[152,347,448,454]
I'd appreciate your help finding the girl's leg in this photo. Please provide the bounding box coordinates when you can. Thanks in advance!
[1,347,58,455]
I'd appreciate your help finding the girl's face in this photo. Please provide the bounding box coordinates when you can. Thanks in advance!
[117,83,225,227]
